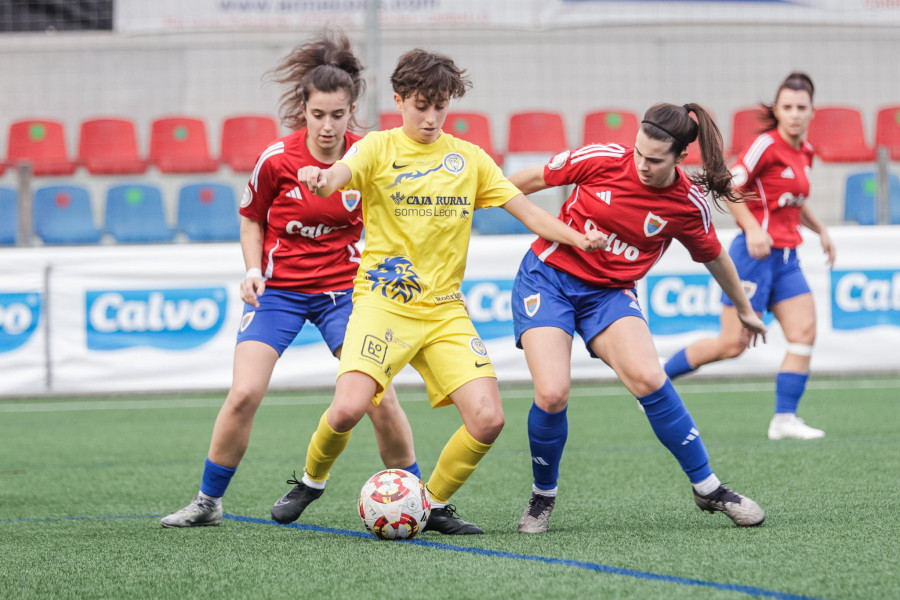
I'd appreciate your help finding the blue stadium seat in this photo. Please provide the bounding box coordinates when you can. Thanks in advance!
[105,184,174,243]
[33,184,103,245]
[473,206,531,235]
[844,172,900,225]
[0,187,17,245]
[177,182,241,241]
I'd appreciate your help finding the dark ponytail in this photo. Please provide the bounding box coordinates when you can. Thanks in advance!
[268,29,365,132]
[641,102,736,206]
[758,71,815,133]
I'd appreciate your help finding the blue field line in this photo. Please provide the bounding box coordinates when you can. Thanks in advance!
[1,513,828,600]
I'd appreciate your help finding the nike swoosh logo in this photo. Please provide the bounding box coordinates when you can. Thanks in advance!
[475,361,490,368]
[392,161,410,169]
[274,497,292,507]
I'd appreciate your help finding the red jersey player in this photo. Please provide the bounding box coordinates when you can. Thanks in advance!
[508,102,767,534]
[161,30,418,528]
[666,72,834,441]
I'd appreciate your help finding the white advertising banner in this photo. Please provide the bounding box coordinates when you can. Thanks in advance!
[114,0,900,33]
[0,225,898,397]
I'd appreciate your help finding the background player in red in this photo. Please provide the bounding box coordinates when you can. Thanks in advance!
[665,73,833,441]
[509,102,767,534]
[161,30,418,528]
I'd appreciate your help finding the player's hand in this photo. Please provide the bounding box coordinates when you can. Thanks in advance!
[745,229,773,260]
[240,273,265,307]
[297,166,327,194]
[578,229,609,252]
[736,308,766,347]
[820,230,836,267]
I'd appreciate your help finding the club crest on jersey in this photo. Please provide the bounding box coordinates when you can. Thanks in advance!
[341,189,361,212]
[524,293,541,317]
[443,153,465,176]
[240,311,255,332]
[240,186,252,208]
[470,337,488,357]
[366,256,423,304]
[643,212,668,237]
[548,150,570,170]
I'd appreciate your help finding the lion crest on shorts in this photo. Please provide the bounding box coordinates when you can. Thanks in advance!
[366,256,423,304]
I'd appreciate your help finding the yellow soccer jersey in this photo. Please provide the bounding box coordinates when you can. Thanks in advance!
[339,128,520,317]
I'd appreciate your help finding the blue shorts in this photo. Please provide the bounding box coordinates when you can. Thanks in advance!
[236,287,353,356]
[722,232,811,313]
[511,250,646,357]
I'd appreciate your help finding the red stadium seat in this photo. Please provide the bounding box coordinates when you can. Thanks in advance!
[729,107,768,157]
[78,118,147,175]
[221,115,279,172]
[379,112,403,130]
[507,111,567,153]
[582,109,639,147]
[7,119,77,176]
[444,112,501,165]
[149,116,219,174]
[875,105,900,161]
[806,106,875,162]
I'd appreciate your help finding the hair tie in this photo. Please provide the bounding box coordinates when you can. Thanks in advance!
[683,104,692,113]
[641,119,690,148]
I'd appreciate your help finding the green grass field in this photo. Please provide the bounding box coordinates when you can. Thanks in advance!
[2,376,899,600]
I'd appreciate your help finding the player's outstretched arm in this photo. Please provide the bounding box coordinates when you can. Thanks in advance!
[296,163,352,198]
[507,165,549,195]
[502,194,607,252]
[704,249,767,345]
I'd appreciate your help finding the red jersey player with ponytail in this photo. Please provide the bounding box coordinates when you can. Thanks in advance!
[508,102,767,534]
[161,30,418,528]
[665,73,833,441]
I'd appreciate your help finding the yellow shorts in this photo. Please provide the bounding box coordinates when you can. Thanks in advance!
[338,299,497,408]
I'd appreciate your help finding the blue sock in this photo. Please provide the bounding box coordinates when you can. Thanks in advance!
[527,402,568,491]
[664,348,695,380]
[200,457,237,498]
[637,379,712,484]
[775,372,808,414]
[402,461,422,479]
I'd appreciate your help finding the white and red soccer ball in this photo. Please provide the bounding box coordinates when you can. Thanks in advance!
[358,469,431,540]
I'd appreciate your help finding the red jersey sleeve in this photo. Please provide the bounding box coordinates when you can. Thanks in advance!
[542,144,623,188]
[239,141,283,222]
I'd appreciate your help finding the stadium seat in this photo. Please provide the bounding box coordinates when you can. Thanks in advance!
[807,106,875,162]
[0,187,17,245]
[220,115,279,172]
[444,112,501,165]
[472,206,531,235]
[379,112,403,130]
[33,184,102,244]
[507,111,567,154]
[843,172,900,225]
[149,116,219,174]
[582,110,639,147]
[875,105,900,161]
[7,119,77,176]
[105,184,174,243]
[730,107,768,157]
[177,182,241,241]
[78,118,147,175]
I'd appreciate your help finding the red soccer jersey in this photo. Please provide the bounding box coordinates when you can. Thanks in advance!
[531,143,722,288]
[729,131,814,248]
[239,129,364,293]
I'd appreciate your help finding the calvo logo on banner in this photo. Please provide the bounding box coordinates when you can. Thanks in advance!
[0,293,42,353]
[86,288,228,350]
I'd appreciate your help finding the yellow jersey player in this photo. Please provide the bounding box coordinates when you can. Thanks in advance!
[269,48,605,534]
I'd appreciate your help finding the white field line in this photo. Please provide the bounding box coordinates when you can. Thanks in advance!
[2,377,899,413]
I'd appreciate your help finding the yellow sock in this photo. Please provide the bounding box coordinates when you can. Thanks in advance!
[426,425,493,504]
[305,411,352,482]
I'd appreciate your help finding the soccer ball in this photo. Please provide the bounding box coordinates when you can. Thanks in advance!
[358,469,431,540]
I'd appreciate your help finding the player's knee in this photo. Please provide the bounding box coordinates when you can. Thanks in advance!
[469,402,505,443]
[720,338,749,359]
[224,383,264,416]
[328,400,367,432]
[534,384,569,413]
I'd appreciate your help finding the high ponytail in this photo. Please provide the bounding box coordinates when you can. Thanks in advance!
[641,102,737,206]
[268,29,365,132]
